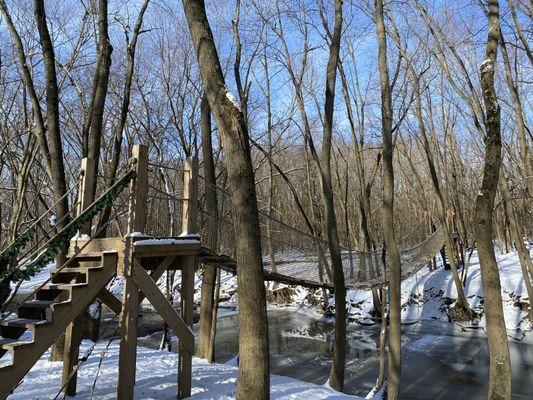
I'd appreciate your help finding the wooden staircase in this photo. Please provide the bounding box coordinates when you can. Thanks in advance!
[0,251,118,399]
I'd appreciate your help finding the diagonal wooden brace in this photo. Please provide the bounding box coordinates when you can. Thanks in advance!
[97,288,122,315]
[131,261,194,354]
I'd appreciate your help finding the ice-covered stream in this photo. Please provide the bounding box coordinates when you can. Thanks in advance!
[123,307,533,400]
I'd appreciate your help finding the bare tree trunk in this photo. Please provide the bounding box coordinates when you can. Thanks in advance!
[319,0,345,390]
[34,0,71,362]
[375,1,402,398]
[86,0,113,195]
[97,0,150,236]
[197,93,219,361]
[411,72,471,314]
[181,2,269,398]
[474,1,511,398]
[33,0,69,232]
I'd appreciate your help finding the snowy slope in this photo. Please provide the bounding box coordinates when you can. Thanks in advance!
[345,249,531,331]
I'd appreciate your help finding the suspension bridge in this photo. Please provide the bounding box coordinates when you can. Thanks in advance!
[0,144,445,399]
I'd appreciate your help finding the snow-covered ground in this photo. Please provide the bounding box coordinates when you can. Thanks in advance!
[10,341,366,400]
[14,246,531,334]
[343,249,531,332]
[108,247,532,333]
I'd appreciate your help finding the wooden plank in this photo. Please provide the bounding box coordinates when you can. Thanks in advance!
[97,288,122,316]
[178,255,196,399]
[133,243,201,258]
[131,261,194,354]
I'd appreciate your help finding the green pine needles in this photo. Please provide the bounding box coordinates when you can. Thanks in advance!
[0,227,37,271]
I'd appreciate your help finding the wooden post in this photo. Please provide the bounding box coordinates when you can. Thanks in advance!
[117,144,148,400]
[178,156,198,398]
[78,157,96,236]
[178,255,196,399]
[61,315,82,396]
[132,144,149,234]
[61,157,95,396]
[182,156,199,235]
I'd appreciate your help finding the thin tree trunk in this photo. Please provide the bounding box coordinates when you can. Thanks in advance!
[474,1,511,398]
[320,0,345,390]
[197,93,219,361]
[499,170,533,317]
[86,0,113,197]
[97,0,150,236]
[375,1,402,398]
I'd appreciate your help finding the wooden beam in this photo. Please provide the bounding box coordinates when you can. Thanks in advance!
[97,288,122,316]
[133,242,201,258]
[182,156,199,234]
[131,261,194,354]
[137,256,175,306]
[178,255,196,398]
[77,157,96,235]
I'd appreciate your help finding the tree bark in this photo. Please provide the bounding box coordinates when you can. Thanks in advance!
[97,0,150,236]
[197,93,219,362]
[319,0,346,391]
[375,0,402,398]
[86,0,113,198]
[181,2,270,398]
[474,1,511,399]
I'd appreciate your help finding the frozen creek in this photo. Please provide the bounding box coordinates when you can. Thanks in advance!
[118,306,533,400]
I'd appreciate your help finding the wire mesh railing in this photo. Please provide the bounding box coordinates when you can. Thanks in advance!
[139,164,445,289]
[194,176,445,288]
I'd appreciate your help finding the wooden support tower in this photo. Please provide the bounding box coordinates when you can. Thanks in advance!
[116,149,199,399]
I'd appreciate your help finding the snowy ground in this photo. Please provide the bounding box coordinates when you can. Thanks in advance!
[17,244,530,334]
[105,247,533,334]
[10,341,366,400]
[343,249,531,332]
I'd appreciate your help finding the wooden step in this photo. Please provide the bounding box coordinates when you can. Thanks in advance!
[39,283,87,291]
[0,318,48,329]
[2,340,33,351]
[0,337,18,347]
[17,300,59,319]
[52,266,103,274]
[18,300,58,309]
[67,252,104,261]
[0,325,26,340]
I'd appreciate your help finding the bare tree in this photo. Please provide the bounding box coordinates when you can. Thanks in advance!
[473,1,512,399]
[180,1,270,398]
[375,0,402,398]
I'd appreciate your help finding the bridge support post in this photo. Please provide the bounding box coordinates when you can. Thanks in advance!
[61,156,95,396]
[117,144,148,400]
[182,156,199,236]
[178,156,198,398]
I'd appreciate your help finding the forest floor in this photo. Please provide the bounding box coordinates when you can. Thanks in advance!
[10,341,370,399]
[254,248,531,334]
[10,247,530,398]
